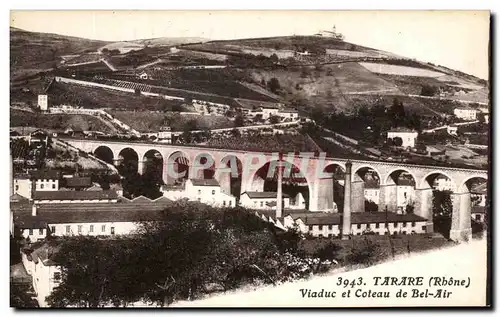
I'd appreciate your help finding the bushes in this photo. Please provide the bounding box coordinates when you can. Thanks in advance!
[346,238,384,266]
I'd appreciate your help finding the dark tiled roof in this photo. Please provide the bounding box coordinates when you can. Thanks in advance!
[29,170,61,180]
[10,194,29,203]
[64,177,92,188]
[14,200,174,229]
[472,206,486,214]
[33,190,118,201]
[242,191,291,199]
[297,212,427,225]
[189,179,220,187]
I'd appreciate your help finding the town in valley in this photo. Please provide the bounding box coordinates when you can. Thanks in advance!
[9,12,490,308]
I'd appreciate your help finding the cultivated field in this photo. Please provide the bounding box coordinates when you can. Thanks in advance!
[65,53,102,65]
[109,111,235,132]
[10,109,116,134]
[46,81,182,111]
[360,62,445,77]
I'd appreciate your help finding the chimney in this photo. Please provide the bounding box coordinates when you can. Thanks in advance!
[276,152,283,219]
[32,204,37,216]
[342,161,352,240]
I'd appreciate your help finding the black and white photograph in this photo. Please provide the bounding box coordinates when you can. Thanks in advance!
[9,10,491,308]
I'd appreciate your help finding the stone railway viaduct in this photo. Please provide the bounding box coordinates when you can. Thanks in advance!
[61,138,488,242]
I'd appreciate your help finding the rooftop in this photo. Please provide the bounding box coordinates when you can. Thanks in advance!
[242,191,291,199]
[189,179,220,187]
[471,182,487,194]
[297,212,427,225]
[63,177,92,188]
[33,190,119,201]
[14,199,174,229]
[388,127,417,133]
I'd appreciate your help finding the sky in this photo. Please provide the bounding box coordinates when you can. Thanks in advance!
[10,10,490,79]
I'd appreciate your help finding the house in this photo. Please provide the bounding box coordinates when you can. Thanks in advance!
[20,242,61,307]
[387,128,418,148]
[426,144,447,157]
[162,179,236,207]
[447,125,458,135]
[396,177,415,212]
[454,107,477,121]
[471,182,487,207]
[254,210,428,238]
[28,129,49,147]
[157,126,172,142]
[278,109,300,120]
[364,180,380,205]
[61,176,92,191]
[38,94,48,111]
[32,190,119,204]
[14,170,61,199]
[433,175,453,191]
[13,197,173,241]
[471,206,486,223]
[240,191,295,210]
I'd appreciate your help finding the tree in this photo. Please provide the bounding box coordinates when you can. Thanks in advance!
[267,78,281,94]
[234,115,245,127]
[432,190,453,218]
[365,200,378,212]
[421,84,438,97]
[389,98,406,126]
[393,137,403,147]
[269,53,279,63]
[269,115,281,124]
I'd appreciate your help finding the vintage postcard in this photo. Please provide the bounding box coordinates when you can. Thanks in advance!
[9,10,491,308]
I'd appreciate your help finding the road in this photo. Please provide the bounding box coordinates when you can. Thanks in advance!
[173,238,487,308]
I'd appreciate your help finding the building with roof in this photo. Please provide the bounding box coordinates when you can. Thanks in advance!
[447,125,458,136]
[61,176,92,190]
[13,196,173,241]
[33,190,119,204]
[433,175,453,191]
[278,109,300,120]
[471,182,487,208]
[240,191,305,210]
[454,107,477,121]
[387,128,419,148]
[364,180,380,205]
[254,209,428,238]
[13,171,61,199]
[161,178,236,207]
[21,242,60,307]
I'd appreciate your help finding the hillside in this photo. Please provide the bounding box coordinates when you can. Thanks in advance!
[10,27,108,79]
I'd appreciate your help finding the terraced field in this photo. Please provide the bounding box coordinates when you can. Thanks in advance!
[360,62,445,77]
[109,111,234,132]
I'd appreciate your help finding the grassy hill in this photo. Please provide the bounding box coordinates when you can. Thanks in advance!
[10,27,108,79]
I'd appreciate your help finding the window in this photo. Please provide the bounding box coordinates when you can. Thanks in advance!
[101,225,106,232]
[40,184,44,189]
[328,225,333,230]
[15,185,19,191]
[404,192,407,198]
[197,197,201,202]
[375,223,380,229]
[411,222,416,227]
[309,225,313,231]
[198,190,201,195]
[51,226,56,233]
[39,229,43,235]
[53,272,61,281]
[253,201,257,206]
[78,225,82,233]
[212,190,215,195]
[357,224,361,229]
[52,184,56,189]
[28,229,33,236]
[384,232,388,235]
[422,226,426,232]
[111,227,115,235]
[90,225,94,233]
[229,201,232,206]
[223,201,226,206]
[318,225,323,230]
[260,201,263,207]
[66,225,70,233]
[475,215,481,221]
[402,222,407,227]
